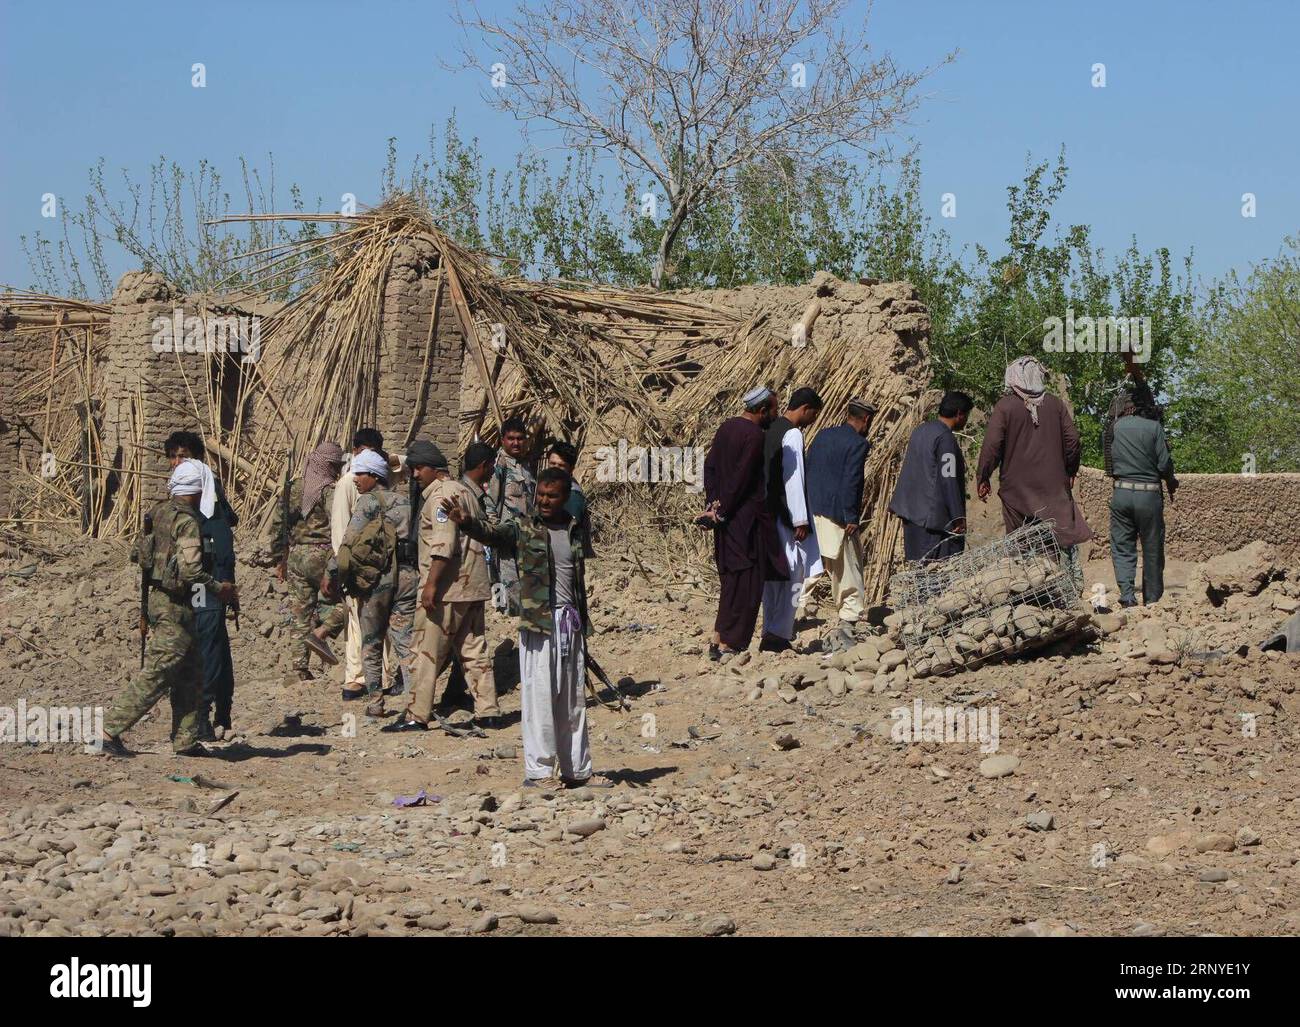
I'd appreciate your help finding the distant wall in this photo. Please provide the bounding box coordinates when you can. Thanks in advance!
[1076,465,1300,562]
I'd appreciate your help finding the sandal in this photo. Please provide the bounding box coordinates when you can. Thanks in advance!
[561,774,614,789]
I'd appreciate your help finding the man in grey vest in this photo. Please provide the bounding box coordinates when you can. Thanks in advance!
[1109,398,1178,606]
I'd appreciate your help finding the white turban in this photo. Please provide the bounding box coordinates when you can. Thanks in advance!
[168,458,205,497]
[352,449,389,482]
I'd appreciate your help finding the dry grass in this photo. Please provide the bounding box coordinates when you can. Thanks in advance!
[7,195,932,603]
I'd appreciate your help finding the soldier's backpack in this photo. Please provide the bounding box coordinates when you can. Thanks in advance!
[335,513,396,597]
[135,503,187,593]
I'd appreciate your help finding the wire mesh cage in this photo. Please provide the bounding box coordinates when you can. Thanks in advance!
[888,520,1085,677]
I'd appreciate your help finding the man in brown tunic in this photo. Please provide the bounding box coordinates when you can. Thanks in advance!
[976,357,1092,592]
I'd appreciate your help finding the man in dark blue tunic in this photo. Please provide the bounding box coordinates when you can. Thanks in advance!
[889,392,973,563]
[802,397,875,623]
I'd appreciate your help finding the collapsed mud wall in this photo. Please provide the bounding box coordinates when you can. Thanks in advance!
[679,274,931,412]
[85,254,466,515]
[102,272,193,509]
[0,327,51,518]
[378,239,464,463]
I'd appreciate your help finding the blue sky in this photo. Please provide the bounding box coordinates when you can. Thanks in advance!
[1,0,1296,294]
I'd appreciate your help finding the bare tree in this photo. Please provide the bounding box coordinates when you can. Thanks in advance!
[452,0,953,287]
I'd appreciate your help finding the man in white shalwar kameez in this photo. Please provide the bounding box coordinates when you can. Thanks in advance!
[330,428,389,700]
[760,388,824,650]
[443,467,612,789]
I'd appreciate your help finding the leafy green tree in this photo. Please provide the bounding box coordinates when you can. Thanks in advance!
[1171,235,1300,472]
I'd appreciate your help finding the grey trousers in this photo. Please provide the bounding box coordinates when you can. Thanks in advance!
[1109,488,1165,605]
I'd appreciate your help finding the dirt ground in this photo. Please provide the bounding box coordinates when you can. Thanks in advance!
[2,530,1299,937]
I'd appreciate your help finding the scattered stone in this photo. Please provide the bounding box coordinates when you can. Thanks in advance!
[565,817,607,838]
[1193,833,1235,854]
[978,754,1020,778]
[700,915,736,937]
[1025,811,1055,832]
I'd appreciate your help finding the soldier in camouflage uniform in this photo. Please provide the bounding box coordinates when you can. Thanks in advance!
[101,460,237,757]
[483,416,536,615]
[445,467,612,789]
[311,449,417,716]
[268,442,345,680]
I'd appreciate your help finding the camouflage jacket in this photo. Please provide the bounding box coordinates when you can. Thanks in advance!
[267,478,335,548]
[459,511,588,637]
[132,497,219,601]
[328,485,413,577]
[484,451,535,524]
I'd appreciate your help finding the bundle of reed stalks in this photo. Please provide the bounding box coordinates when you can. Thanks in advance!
[8,195,933,608]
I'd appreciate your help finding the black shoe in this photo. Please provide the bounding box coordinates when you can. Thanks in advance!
[380,715,428,733]
[174,742,211,757]
[758,635,791,653]
[341,688,367,701]
[383,681,406,697]
[1119,599,1139,609]
[474,715,506,730]
[708,644,721,662]
[99,735,133,758]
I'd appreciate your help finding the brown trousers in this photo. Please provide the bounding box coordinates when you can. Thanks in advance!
[408,600,498,719]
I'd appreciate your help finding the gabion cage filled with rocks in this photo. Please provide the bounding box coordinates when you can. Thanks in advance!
[889,521,1087,677]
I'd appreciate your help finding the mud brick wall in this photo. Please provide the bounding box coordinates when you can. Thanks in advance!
[378,239,464,467]
[1076,466,1300,562]
[0,327,56,518]
[103,272,193,510]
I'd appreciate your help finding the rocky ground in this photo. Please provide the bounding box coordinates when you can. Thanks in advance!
[2,530,1299,937]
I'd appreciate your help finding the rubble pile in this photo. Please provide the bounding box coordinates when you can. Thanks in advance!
[3,532,1300,936]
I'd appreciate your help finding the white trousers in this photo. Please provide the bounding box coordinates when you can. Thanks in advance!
[762,579,802,640]
[519,610,591,782]
[343,596,364,690]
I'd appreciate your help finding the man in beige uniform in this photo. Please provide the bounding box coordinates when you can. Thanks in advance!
[386,441,501,732]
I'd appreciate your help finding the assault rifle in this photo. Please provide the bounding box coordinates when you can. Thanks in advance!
[139,512,153,668]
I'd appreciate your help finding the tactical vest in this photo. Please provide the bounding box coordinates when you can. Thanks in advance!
[136,500,194,596]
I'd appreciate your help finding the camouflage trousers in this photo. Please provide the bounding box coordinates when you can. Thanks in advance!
[104,590,205,751]
[358,564,418,695]
[288,545,337,671]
